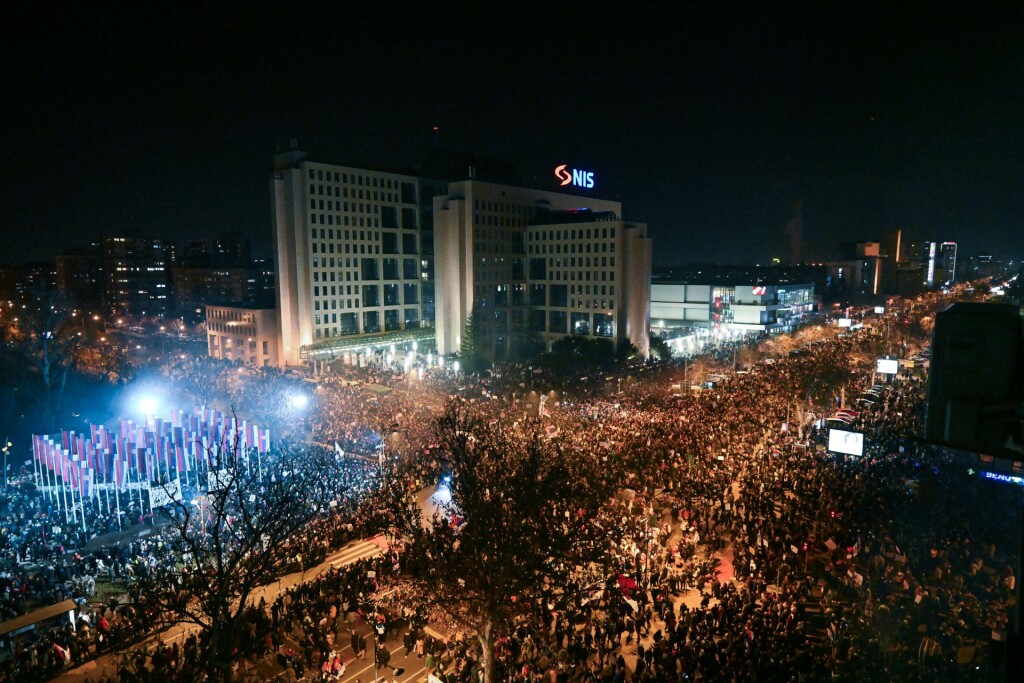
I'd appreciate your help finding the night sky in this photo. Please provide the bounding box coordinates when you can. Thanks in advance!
[5,4,1023,266]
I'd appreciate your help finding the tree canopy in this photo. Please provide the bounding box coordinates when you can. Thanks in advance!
[383,399,619,682]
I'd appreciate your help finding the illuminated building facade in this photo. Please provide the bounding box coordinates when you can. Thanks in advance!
[206,303,279,367]
[434,180,651,359]
[271,147,433,366]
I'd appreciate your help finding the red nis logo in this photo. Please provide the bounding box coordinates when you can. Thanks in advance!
[554,164,595,188]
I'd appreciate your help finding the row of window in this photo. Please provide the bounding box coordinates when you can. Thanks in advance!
[209,335,271,355]
[314,310,421,338]
[307,168,417,203]
[473,200,531,215]
[310,213,378,228]
[309,186,403,204]
[531,227,616,241]
[471,282,616,308]
[311,232,417,255]
[474,214,527,228]
[312,258,420,282]
[313,283,419,308]
[207,309,256,323]
[529,241,614,255]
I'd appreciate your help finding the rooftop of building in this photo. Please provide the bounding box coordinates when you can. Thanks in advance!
[205,297,276,311]
[653,263,824,286]
[273,145,522,185]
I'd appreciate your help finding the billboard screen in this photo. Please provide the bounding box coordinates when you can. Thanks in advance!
[876,358,899,375]
[828,428,865,456]
[837,318,853,328]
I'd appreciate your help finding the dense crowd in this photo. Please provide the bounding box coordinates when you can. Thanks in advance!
[2,296,1018,682]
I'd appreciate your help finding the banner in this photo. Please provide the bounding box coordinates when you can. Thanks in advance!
[149,480,183,508]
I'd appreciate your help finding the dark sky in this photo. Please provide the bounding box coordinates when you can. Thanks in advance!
[4,3,1023,266]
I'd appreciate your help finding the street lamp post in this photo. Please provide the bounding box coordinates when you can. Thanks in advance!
[1,439,11,489]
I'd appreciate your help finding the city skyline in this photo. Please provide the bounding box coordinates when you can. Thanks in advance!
[4,4,1022,266]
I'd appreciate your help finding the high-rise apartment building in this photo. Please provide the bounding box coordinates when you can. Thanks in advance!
[271,148,431,366]
[101,236,169,317]
[939,241,957,285]
[434,180,651,360]
[905,239,939,289]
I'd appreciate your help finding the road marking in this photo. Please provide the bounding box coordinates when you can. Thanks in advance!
[340,643,405,682]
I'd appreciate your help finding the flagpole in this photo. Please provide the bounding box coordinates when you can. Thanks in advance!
[69,463,80,530]
[59,456,69,525]
[78,476,86,534]
[103,471,111,517]
[46,450,56,507]
[114,476,122,531]
[132,465,142,522]
[44,443,55,505]
[33,442,41,492]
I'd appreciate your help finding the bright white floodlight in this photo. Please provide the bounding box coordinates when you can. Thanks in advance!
[138,395,159,416]
[288,393,309,410]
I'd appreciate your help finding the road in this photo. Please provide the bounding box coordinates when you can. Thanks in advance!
[55,485,452,682]
[55,537,388,682]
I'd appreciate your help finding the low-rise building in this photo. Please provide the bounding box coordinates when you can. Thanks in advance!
[206,304,279,367]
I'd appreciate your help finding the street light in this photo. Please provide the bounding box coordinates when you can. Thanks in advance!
[2,440,11,489]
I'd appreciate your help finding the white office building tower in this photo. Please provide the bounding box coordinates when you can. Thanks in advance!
[272,148,430,367]
[434,180,651,360]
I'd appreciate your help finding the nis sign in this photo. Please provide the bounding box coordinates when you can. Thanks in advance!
[554,164,595,189]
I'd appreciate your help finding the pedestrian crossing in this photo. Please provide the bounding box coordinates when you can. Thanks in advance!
[326,539,384,569]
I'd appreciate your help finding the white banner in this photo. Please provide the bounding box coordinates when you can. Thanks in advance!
[149,480,183,508]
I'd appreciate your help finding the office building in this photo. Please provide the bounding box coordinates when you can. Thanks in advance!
[271,147,431,367]
[651,280,815,336]
[434,181,651,359]
[206,304,279,367]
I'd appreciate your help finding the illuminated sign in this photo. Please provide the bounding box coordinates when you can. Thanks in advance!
[752,286,767,296]
[876,357,899,375]
[980,471,1024,486]
[554,164,594,189]
[828,428,865,456]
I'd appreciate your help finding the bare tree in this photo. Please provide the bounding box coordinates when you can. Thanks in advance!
[137,441,335,683]
[383,399,618,683]
[7,288,83,432]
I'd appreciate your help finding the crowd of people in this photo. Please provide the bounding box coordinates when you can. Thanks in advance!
[1,292,1019,682]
